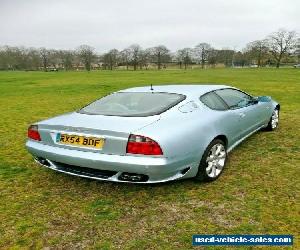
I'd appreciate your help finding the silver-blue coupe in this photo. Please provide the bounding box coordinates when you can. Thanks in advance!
[26,85,280,183]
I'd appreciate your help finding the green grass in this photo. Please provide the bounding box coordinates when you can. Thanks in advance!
[0,68,299,249]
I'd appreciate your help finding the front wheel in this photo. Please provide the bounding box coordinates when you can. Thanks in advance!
[195,139,227,182]
[265,108,279,131]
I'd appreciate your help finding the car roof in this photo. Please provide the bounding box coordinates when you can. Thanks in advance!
[120,84,233,97]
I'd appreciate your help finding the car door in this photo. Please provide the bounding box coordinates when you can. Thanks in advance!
[215,88,262,139]
[199,91,242,145]
[255,99,273,125]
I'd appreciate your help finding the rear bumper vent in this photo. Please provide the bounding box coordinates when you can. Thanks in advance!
[34,157,151,183]
[52,162,117,179]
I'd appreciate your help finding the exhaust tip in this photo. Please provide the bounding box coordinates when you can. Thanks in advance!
[34,157,50,167]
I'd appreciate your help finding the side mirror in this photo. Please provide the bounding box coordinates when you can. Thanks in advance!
[250,97,259,104]
[257,96,272,103]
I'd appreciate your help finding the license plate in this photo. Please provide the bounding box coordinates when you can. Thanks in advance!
[57,133,105,149]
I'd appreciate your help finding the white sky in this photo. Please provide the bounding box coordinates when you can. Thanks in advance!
[0,0,299,52]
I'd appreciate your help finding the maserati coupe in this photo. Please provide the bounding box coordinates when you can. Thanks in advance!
[26,85,280,183]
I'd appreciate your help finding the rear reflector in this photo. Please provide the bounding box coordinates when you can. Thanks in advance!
[28,125,41,141]
[126,134,163,155]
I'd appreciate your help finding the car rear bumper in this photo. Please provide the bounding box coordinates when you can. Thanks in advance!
[26,140,198,183]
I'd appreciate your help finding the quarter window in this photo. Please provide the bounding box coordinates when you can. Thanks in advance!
[215,89,252,109]
[200,92,228,110]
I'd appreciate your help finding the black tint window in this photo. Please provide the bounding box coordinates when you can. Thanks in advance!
[200,92,228,110]
[215,89,252,109]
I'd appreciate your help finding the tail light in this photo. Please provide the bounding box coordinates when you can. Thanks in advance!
[126,134,163,155]
[28,125,41,141]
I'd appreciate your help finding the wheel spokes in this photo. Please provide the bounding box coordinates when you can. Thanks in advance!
[206,154,214,163]
[271,110,279,129]
[206,162,213,173]
[205,143,227,178]
[215,145,222,155]
[210,166,217,177]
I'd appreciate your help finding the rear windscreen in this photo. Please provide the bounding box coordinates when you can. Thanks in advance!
[78,92,186,117]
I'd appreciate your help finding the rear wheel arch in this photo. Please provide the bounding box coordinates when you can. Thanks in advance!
[195,137,228,181]
[197,134,228,162]
[213,135,228,149]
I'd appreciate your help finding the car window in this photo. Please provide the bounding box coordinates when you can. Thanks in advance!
[78,92,186,116]
[215,89,252,109]
[200,92,228,110]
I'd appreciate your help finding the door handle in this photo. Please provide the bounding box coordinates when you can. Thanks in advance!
[239,113,246,118]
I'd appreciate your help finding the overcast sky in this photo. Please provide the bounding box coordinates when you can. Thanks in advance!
[0,0,299,52]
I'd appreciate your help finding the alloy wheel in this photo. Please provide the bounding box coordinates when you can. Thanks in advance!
[205,143,226,178]
[271,109,279,129]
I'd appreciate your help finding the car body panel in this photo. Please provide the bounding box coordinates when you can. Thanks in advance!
[26,84,279,183]
[37,112,161,155]
[26,140,199,183]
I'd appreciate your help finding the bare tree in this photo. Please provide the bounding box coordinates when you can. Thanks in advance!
[176,48,193,69]
[77,45,95,71]
[103,49,119,70]
[0,46,40,71]
[246,40,269,67]
[207,49,218,67]
[295,38,300,63]
[194,43,213,69]
[120,48,131,70]
[267,29,297,68]
[39,48,50,71]
[48,49,61,70]
[138,49,151,69]
[26,48,40,70]
[233,51,248,67]
[1,46,21,70]
[128,44,142,70]
[215,49,235,67]
[149,45,170,69]
[0,30,299,71]
[58,50,74,70]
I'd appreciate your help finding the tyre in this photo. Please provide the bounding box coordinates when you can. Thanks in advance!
[265,108,279,131]
[195,139,227,182]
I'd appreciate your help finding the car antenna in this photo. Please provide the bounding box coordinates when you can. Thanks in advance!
[150,84,154,91]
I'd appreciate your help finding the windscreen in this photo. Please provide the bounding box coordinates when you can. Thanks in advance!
[78,92,186,116]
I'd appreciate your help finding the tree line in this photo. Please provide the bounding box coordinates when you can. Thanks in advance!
[0,29,298,71]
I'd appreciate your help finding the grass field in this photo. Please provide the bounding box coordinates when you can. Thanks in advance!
[0,68,299,249]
